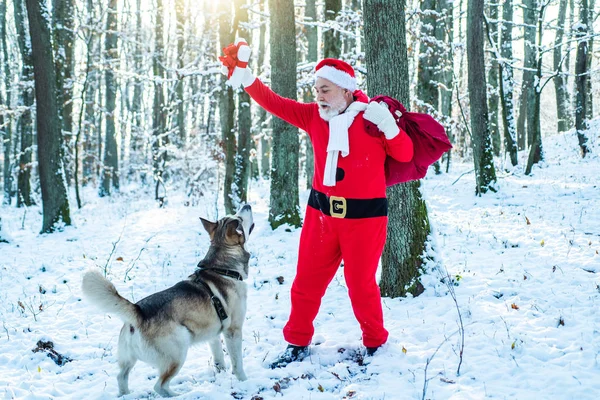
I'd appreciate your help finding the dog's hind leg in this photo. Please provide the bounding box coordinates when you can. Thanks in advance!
[117,325,138,396]
[208,337,226,373]
[223,328,247,381]
[117,358,136,396]
[154,361,183,397]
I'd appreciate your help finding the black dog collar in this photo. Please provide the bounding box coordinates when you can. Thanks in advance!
[195,263,244,281]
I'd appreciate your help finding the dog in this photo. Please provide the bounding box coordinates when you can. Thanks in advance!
[81,204,254,397]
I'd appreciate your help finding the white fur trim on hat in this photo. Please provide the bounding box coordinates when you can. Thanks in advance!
[315,65,357,92]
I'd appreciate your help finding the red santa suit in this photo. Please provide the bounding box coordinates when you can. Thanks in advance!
[244,59,414,348]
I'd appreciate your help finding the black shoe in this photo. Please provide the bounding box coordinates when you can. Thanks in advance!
[366,346,380,356]
[269,345,309,369]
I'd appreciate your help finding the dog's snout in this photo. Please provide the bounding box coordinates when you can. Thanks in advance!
[241,204,251,211]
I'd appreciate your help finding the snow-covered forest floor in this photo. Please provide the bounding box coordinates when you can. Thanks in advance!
[1,123,599,400]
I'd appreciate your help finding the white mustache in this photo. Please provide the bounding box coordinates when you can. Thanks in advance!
[318,101,330,107]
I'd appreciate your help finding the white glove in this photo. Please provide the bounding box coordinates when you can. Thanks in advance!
[363,101,400,139]
[240,67,255,88]
[228,39,256,89]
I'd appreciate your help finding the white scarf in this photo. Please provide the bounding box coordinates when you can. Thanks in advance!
[323,101,368,186]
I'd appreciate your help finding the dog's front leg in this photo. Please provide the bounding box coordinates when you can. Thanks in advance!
[224,328,247,381]
[208,337,226,373]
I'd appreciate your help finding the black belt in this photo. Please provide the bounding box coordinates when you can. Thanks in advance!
[308,189,387,219]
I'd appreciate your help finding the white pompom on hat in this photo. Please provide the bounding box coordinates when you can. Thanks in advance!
[314,58,357,92]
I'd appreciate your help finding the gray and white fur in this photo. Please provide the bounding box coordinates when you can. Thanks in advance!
[82,205,254,397]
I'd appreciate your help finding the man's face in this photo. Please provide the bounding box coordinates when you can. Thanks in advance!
[314,78,351,121]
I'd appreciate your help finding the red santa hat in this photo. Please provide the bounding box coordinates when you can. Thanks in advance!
[314,58,357,92]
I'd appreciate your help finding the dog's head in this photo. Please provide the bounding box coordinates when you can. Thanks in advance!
[200,204,255,248]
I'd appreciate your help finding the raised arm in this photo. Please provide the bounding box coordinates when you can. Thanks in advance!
[219,39,315,132]
[243,77,315,132]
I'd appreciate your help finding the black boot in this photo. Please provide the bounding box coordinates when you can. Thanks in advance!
[269,345,309,369]
[366,346,380,356]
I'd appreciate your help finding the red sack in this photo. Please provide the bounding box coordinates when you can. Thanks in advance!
[364,95,453,186]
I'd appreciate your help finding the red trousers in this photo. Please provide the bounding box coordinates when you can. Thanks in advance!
[283,206,389,348]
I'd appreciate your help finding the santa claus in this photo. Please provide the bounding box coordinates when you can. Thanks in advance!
[220,43,414,368]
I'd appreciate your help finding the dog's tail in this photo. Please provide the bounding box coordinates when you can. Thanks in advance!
[81,270,141,325]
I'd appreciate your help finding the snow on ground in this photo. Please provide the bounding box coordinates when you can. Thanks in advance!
[0,125,599,400]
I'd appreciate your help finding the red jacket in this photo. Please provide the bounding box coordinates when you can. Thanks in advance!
[245,79,413,199]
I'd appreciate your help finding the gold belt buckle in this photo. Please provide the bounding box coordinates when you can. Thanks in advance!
[329,196,347,218]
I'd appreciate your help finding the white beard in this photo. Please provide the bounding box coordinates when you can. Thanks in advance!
[318,97,348,121]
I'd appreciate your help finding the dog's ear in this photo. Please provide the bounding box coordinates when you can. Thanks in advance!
[200,218,217,240]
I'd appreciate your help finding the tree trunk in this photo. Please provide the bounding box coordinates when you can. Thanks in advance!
[75,0,102,207]
[499,0,518,166]
[153,0,168,202]
[574,1,590,157]
[467,0,497,194]
[455,0,467,157]
[0,217,8,243]
[99,0,119,196]
[304,0,318,189]
[566,0,575,82]
[585,0,594,120]
[417,0,440,115]
[82,0,100,185]
[323,0,341,59]
[129,0,144,179]
[219,2,236,214]
[233,0,252,205]
[517,0,537,150]
[52,0,75,184]
[268,0,301,229]
[487,1,500,156]
[175,0,187,145]
[364,0,430,298]
[258,0,270,180]
[437,0,453,172]
[14,0,35,207]
[1,0,13,204]
[342,0,360,55]
[554,0,571,133]
[25,0,71,233]
[525,3,546,175]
